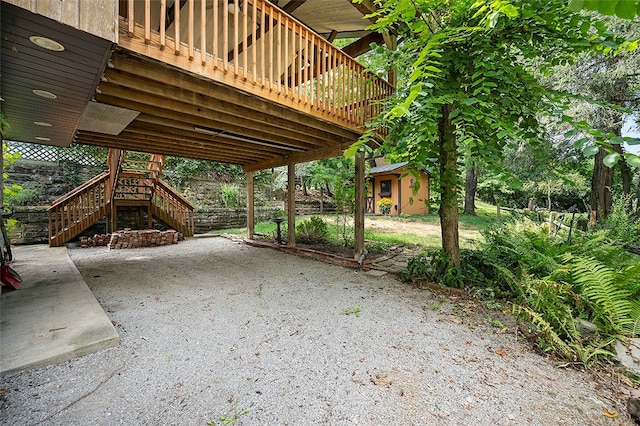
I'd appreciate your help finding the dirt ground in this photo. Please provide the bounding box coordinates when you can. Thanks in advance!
[364,216,481,241]
[1,237,636,425]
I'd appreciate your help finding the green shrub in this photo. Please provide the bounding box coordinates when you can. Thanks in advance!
[296,216,329,244]
[220,184,240,208]
[403,216,640,367]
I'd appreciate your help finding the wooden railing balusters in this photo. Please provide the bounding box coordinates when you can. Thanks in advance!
[213,0,218,68]
[268,5,274,91]
[251,0,258,83]
[223,0,229,71]
[174,0,180,55]
[260,2,265,87]
[201,0,206,65]
[160,0,166,49]
[144,0,150,43]
[233,0,239,76]
[242,0,248,79]
[188,0,194,60]
[122,0,393,134]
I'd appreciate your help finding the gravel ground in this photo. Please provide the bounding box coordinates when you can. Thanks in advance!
[0,237,634,425]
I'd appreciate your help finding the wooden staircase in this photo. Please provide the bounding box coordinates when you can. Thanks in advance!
[48,149,195,247]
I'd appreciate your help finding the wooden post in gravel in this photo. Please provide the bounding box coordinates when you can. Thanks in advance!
[247,171,254,239]
[354,151,365,260]
[287,163,296,247]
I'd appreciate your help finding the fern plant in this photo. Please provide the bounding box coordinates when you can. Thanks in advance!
[564,254,640,338]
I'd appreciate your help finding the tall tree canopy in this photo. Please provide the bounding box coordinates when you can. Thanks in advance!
[357,0,626,266]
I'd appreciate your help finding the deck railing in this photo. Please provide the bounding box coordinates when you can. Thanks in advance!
[120,0,393,131]
[48,172,111,247]
[152,179,195,236]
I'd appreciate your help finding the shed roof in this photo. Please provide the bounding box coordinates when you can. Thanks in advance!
[369,162,409,175]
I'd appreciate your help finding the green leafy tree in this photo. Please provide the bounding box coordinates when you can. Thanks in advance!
[357,0,620,267]
[544,16,640,221]
[569,0,640,19]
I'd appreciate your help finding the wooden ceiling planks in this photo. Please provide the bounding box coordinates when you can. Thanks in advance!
[78,49,363,170]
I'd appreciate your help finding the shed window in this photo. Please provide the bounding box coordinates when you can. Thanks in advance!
[379,180,392,197]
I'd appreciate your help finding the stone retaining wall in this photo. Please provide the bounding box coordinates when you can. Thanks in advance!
[9,202,338,245]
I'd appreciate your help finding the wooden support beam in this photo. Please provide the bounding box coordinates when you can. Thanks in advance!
[354,151,365,260]
[287,163,296,247]
[342,32,384,58]
[247,171,254,239]
[327,30,338,43]
[349,0,378,24]
[282,1,304,13]
[242,141,356,172]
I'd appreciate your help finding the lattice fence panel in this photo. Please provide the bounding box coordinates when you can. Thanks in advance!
[6,142,104,166]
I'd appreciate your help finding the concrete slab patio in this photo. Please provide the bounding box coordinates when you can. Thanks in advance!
[0,245,119,374]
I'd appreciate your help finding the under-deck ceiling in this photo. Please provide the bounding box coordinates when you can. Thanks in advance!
[0,2,113,147]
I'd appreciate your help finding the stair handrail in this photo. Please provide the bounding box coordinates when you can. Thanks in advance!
[153,179,195,236]
[155,179,194,209]
[48,171,111,210]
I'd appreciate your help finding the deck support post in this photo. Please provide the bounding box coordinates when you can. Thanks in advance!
[247,171,254,239]
[354,151,365,260]
[287,163,296,247]
[110,202,117,233]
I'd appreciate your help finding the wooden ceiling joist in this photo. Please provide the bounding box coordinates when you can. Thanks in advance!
[131,115,296,156]
[124,123,297,156]
[95,87,319,152]
[108,51,359,141]
[77,131,263,164]
[98,73,330,148]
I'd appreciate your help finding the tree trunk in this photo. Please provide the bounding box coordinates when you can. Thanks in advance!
[463,162,477,215]
[590,148,614,222]
[614,144,631,196]
[438,103,460,266]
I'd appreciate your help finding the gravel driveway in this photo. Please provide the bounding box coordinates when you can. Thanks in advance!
[0,237,633,425]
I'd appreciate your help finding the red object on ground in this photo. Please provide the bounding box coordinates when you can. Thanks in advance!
[1,265,22,289]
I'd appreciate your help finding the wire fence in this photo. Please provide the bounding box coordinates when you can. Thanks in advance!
[6,141,106,167]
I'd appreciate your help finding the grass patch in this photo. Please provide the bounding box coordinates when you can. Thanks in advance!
[208,202,512,250]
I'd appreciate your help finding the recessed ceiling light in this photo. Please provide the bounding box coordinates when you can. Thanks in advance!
[32,89,57,99]
[35,136,51,141]
[34,121,52,127]
[29,36,65,52]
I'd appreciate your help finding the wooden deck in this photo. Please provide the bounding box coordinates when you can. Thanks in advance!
[74,0,392,172]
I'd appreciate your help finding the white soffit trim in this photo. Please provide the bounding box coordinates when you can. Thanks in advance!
[78,102,140,135]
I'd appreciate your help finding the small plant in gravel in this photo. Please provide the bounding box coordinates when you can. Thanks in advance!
[257,283,264,296]
[488,318,504,328]
[164,353,174,362]
[208,400,251,425]
[341,303,361,317]
[428,302,442,311]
